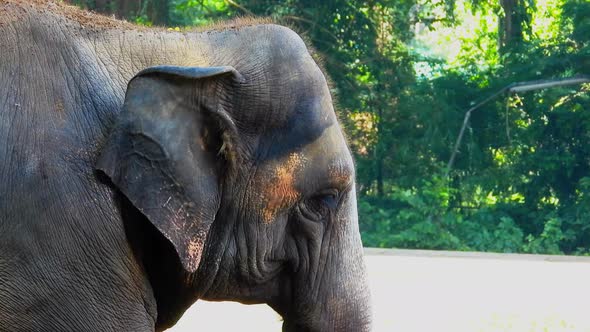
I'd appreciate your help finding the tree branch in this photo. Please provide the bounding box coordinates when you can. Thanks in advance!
[224,0,254,16]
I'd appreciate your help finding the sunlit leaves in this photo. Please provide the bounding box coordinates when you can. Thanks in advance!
[172,0,231,26]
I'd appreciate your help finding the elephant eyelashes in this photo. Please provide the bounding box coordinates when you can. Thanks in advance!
[300,190,339,221]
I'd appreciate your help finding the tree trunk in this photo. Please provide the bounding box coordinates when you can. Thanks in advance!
[117,0,141,20]
[499,0,525,54]
[149,0,169,26]
[94,0,110,13]
[376,105,384,197]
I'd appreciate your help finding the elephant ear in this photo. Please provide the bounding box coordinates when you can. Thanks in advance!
[97,65,243,273]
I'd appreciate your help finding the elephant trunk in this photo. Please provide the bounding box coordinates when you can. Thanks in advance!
[282,257,371,332]
[282,189,372,331]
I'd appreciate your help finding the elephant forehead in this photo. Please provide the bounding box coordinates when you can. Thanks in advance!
[328,162,354,188]
[302,123,353,169]
[255,152,306,223]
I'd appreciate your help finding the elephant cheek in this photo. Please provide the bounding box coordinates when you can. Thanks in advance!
[259,153,305,223]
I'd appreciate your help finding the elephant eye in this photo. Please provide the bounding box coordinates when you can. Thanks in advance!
[300,190,339,221]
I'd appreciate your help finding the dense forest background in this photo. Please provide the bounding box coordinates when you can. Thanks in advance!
[67,0,590,255]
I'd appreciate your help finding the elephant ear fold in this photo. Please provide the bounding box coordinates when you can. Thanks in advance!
[96,65,242,273]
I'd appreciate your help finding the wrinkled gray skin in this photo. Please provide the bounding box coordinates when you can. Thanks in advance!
[0,2,371,331]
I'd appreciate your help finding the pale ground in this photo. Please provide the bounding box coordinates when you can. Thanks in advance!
[169,249,590,332]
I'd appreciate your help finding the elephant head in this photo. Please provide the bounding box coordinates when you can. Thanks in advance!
[97,25,371,331]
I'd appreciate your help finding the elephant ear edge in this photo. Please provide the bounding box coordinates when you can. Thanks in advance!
[96,65,242,273]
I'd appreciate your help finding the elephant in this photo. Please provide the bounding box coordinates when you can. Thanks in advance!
[0,1,371,331]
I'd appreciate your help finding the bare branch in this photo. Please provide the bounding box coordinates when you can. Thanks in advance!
[224,0,254,16]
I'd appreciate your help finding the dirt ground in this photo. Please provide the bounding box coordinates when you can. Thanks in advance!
[169,249,590,332]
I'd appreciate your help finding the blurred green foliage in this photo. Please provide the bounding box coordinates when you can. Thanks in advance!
[71,0,590,255]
